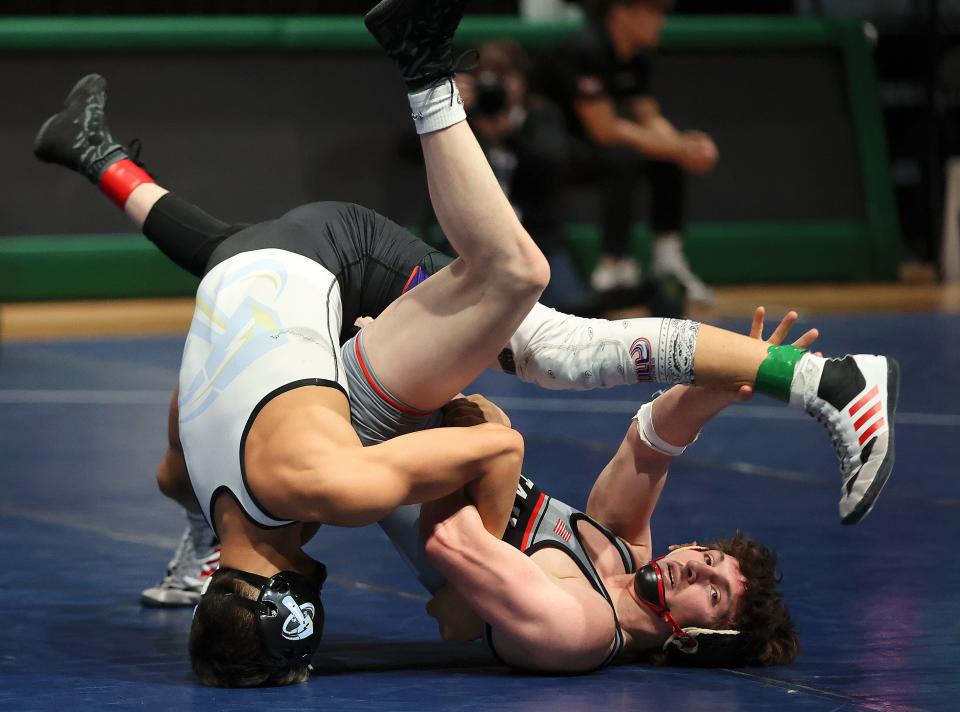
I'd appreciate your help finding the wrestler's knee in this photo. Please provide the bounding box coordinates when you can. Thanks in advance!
[490,233,550,297]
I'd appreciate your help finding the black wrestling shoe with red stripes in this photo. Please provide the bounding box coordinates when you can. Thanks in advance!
[364,0,468,91]
[34,73,125,182]
[795,355,899,525]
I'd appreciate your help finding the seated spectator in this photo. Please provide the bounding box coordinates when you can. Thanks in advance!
[461,40,602,315]
[536,0,718,305]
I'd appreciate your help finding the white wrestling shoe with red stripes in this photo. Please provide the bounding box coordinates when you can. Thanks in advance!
[140,513,221,607]
[792,354,900,525]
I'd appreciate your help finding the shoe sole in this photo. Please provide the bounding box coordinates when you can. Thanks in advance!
[841,357,899,525]
[32,113,61,160]
[364,0,410,33]
[140,591,201,608]
[33,73,105,160]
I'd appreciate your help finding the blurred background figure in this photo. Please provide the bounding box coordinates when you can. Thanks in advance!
[460,40,603,315]
[536,0,718,306]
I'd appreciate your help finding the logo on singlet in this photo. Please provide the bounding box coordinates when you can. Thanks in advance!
[180,259,289,422]
[630,337,654,382]
[509,475,536,530]
[553,519,572,543]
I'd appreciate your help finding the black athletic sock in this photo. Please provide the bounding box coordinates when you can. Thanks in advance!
[142,193,247,277]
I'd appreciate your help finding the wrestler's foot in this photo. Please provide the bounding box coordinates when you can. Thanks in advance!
[140,513,221,607]
[364,0,468,90]
[793,355,899,525]
[34,73,126,182]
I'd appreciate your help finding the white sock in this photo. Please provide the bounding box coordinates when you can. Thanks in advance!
[408,79,466,135]
[789,352,826,408]
[497,302,700,390]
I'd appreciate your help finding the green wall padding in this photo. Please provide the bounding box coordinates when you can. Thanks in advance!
[0,222,872,302]
[0,16,901,300]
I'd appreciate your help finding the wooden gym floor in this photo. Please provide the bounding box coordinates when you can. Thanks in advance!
[3,282,958,342]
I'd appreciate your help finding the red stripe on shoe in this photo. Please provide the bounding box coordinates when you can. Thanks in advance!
[353,337,430,416]
[854,401,882,431]
[521,493,546,552]
[859,418,885,445]
[848,385,879,417]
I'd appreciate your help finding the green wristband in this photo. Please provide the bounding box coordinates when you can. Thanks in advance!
[754,344,806,402]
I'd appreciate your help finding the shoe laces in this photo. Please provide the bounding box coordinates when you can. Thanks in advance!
[163,525,198,583]
[807,398,858,473]
[126,137,155,176]
[436,49,480,107]
[453,48,479,74]
[82,101,105,136]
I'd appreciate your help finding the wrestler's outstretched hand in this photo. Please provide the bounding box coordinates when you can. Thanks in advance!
[733,306,820,402]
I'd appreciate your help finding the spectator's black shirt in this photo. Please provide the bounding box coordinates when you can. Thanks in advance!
[536,21,651,139]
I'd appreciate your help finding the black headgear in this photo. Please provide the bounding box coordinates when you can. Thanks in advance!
[202,561,327,667]
[635,554,760,666]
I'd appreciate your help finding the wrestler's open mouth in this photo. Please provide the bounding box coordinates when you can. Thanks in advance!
[667,562,676,589]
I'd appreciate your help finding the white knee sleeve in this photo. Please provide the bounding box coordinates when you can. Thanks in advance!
[497,303,700,390]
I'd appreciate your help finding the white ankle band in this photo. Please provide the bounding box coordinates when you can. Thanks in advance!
[634,401,695,457]
[408,80,466,135]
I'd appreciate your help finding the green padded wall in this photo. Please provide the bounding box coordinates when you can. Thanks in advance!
[0,16,900,301]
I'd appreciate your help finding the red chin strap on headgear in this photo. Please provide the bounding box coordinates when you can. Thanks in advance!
[633,555,696,649]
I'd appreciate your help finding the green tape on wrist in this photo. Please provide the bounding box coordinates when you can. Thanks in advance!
[755,344,806,402]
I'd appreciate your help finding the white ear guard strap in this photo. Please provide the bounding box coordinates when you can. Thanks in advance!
[664,627,741,654]
[634,401,697,457]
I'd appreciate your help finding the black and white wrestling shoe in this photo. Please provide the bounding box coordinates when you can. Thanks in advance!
[793,354,900,525]
[364,0,469,91]
[34,73,125,182]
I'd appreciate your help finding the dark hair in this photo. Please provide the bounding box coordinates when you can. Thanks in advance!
[640,531,799,667]
[477,39,530,78]
[189,571,310,687]
[708,531,799,666]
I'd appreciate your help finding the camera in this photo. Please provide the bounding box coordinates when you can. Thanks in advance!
[473,71,508,117]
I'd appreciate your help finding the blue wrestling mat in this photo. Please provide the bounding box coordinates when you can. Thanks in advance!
[0,313,957,711]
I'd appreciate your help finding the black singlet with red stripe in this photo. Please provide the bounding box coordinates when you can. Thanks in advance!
[144,196,453,345]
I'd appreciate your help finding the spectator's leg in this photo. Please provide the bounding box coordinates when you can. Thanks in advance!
[592,146,643,294]
[648,160,713,304]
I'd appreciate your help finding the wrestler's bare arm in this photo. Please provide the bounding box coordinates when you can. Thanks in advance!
[154,389,202,513]
[585,418,670,556]
[423,499,617,673]
[245,389,522,532]
[586,309,820,553]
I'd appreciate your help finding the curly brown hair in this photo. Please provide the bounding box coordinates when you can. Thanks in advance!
[189,572,310,688]
[640,531,799,667]
[707,530,800,666]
